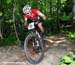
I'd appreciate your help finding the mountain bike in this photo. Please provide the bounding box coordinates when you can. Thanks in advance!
[24,22,44,64]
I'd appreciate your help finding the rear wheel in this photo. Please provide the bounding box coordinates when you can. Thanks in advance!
[24,34,44,64]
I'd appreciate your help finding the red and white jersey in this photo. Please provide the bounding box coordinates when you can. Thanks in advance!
[23,9,39,21]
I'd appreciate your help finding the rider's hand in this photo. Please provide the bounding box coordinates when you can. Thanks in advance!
[22,22,27,30]
[24,22,27,26]
[43,15,46,21]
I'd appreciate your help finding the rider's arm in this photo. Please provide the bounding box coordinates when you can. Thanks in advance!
[24,17,28,26]
[38,11,46,20]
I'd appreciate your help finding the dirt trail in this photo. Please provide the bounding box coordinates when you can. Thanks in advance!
[0,34,75,65]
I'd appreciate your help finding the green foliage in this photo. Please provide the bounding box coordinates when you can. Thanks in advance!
[0,0,73,46]
[0,36,19,46]
[60,13,72,21]
[59,52,75,65]
[60,0,72,24]
[61,0,67,3]
[0,11,3,16]
[6,0,12,4]
[70,61,75,65]
[59,62,66,65]
[61,55,73,63]
[66,32,75,39]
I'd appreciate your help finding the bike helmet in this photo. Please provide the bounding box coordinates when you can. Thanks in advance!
[23,5,31,14]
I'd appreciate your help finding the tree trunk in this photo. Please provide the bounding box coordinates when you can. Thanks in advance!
[50,0,53,17]
[71,0,75,31]
[57,0,61,32]
[13,0,21,44]
[49,0,54,33]
[0,20,3,39]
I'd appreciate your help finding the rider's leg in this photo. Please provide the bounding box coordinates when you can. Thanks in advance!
[37,22,45,37]
[38,22,44,33]
[38,22,45,48]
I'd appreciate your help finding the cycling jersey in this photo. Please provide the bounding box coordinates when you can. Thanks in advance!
[23,9,39,21]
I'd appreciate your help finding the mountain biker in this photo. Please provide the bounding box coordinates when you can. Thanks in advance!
[23,5,46,38]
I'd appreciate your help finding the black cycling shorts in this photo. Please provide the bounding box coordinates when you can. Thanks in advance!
[34,21,41,25]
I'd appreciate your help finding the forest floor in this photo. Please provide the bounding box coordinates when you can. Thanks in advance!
[0,34,75,65]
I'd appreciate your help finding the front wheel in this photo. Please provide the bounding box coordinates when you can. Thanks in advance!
[24,34,44,64]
